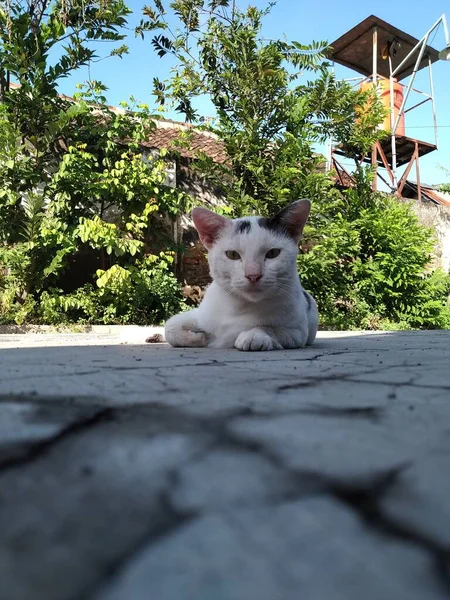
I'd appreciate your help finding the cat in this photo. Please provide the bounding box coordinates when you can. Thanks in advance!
[164,199,318,351]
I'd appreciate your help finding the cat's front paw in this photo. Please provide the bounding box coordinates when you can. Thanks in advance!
[235,328,282,352]
[165,314,210,348]
[180,326,210,347]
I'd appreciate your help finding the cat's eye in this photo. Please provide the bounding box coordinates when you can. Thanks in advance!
[226,250,241,260]
[265,248,281,259]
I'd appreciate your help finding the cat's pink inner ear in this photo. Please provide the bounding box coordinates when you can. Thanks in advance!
[192,207,230,249]
[280,199,311,241]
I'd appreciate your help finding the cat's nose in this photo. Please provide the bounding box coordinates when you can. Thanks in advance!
[246,273,262,283]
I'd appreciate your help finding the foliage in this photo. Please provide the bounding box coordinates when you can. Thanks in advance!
[300,168,450,330]
[37,255,185,325]
[141,0,450,330]
[437,166,450,193]
[139,0,388,217]
[0,0,188,325]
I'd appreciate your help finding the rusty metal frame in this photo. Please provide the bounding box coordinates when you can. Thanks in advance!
[370,142,395,192]
[332,137,424,200]
[331,155,356,187]
[328,15,449,199]
[397,142,420,196]
[375,142,395,183]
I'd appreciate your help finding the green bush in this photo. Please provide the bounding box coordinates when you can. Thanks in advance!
[300,169,450,330]
[36,255,185,325]
[0,0,190,327]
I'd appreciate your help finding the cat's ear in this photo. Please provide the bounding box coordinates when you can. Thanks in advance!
[273,199,311,242]
[192,207,230,249]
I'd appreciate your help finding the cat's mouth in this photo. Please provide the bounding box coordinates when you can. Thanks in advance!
[242,280,264,291]
[236,283,269,301]
[225,280,272,300]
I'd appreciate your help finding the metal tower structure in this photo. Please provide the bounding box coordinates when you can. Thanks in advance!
[328,14,450,200]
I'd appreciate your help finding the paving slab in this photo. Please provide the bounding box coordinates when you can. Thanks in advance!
[95,497,447,600]
[0,329,449,600]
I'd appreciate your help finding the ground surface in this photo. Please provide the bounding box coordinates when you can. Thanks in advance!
[0,329,450,600]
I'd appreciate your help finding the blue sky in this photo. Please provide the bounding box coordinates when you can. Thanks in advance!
[55,0,450,186]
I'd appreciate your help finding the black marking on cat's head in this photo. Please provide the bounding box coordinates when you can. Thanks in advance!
[258,200,311,242]
[258,216,290,238]
[235,220,252,234]
[303,289,312,311]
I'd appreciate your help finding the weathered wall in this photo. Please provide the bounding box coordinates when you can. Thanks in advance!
[399,199,450,272]
[177,158,221,287]
[181,235,211,288]
[177,158,224,208]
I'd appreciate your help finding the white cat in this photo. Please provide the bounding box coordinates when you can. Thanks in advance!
[164,199,318,351]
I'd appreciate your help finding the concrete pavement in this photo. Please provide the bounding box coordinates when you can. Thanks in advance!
[0,329,449,600]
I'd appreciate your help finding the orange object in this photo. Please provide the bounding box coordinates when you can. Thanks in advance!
[360,79,405,136]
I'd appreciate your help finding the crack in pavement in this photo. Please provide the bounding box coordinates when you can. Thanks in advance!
[75,488,198,600]
[345,378,450,391]
[1,397,449,599]
[0,362,232,382]
[294,404,385,421]
[0,369,105,382]
[82,404,450,599]
[219,421,450,595]
[276,362,434,392]
[0,404,114,473]
[330,471,450,592]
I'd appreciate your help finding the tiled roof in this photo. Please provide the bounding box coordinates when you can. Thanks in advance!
[402,181,450,207]
[333,167,356,188]
[142,120,228,164]
[7,82,227,163]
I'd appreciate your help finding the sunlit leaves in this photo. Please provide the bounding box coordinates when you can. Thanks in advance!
[0,0,190,326]
[151,34,173,57]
